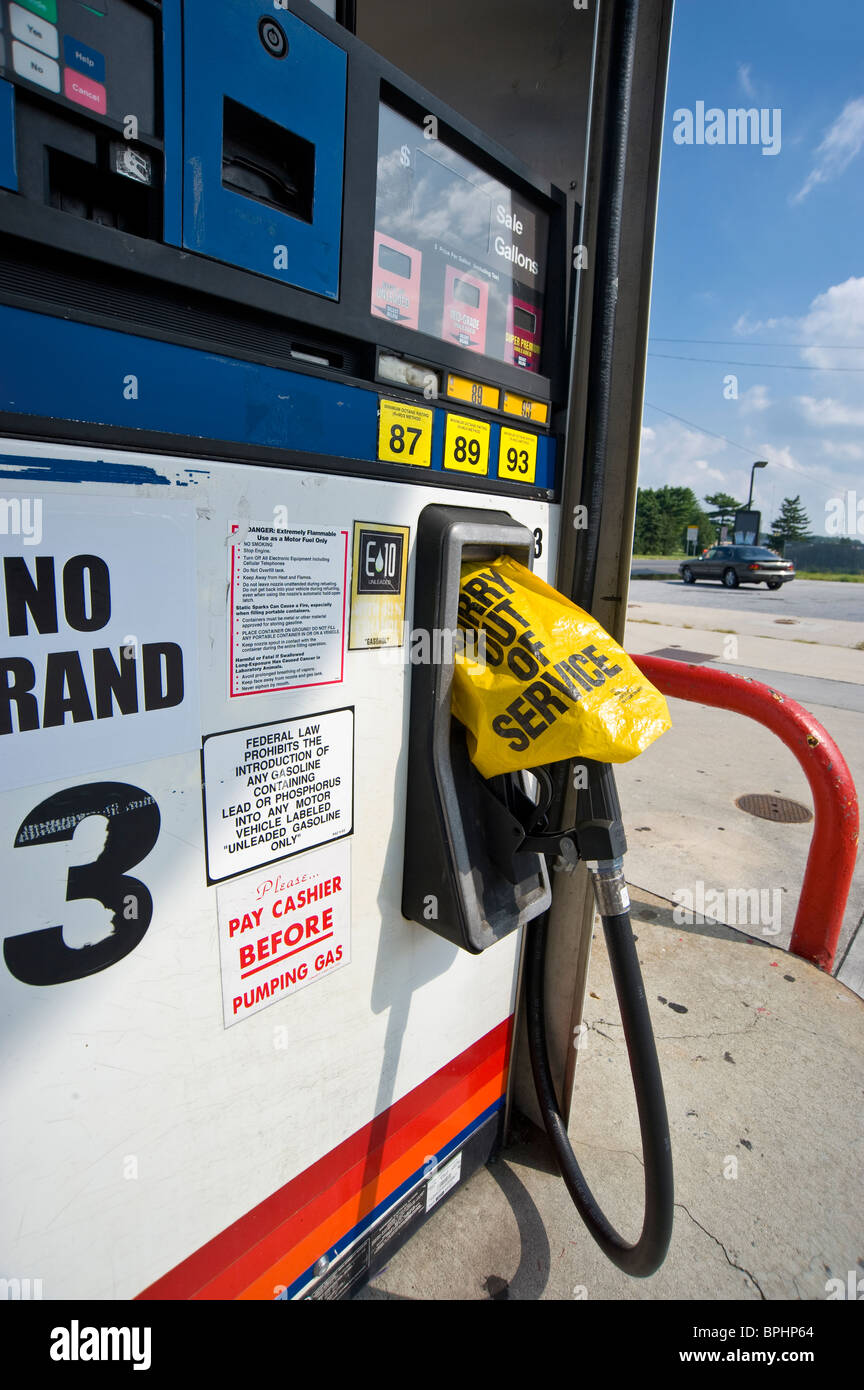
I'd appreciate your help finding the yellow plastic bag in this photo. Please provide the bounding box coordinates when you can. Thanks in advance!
[452,554,671,778]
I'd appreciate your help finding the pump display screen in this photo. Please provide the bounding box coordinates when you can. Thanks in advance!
[453,278,481,307]
[372,104,549,373]
[378,243,413,278]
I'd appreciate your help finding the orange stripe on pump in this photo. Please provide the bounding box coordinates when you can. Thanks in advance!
[234,1075,505,1300]
[138,1017,512,1301]
[202,1045,509,1298]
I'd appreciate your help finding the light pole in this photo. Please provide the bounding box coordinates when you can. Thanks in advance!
[747,459,768,510]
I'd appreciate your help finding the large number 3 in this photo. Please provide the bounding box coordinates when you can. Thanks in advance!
[4,782,161,986]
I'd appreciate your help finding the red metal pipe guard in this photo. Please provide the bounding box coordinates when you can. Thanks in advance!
[633,654,859,972]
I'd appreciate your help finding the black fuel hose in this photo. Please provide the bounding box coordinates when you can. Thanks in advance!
[525,892,674,1277]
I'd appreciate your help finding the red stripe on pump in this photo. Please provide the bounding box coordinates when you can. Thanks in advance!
[137,1017,512,1300]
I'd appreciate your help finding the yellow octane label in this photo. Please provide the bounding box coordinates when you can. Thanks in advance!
[443,413,490,475]
[378,399,433,467]
[445,374,500,410]
[502,392,549,425]
[498,427,538,484]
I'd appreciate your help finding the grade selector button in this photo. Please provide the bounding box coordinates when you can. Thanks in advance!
[12,38,60,92]
[15,0,57,22]
[63,35,106,83]
[9,2,58,57]
[63,67,106,114]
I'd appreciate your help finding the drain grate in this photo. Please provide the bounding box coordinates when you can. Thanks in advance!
[735,794,812,824]
[646,647,717,664]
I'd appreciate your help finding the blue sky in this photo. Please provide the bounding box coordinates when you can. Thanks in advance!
[640,0,864,537]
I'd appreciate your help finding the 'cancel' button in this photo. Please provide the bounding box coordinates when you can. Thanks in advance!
[63,66,106,114]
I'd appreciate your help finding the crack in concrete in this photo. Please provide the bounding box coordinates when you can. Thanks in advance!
[588,1022,616,1042]
[590,1017,764,1045]
[653,1018,763,1043]
[568,1136,644,1167]
[676,1202,766,1299]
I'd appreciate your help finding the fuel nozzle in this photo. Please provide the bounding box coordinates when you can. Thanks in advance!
[481,756,627,877]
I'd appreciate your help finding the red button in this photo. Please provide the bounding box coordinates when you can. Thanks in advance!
[63,67,106,113]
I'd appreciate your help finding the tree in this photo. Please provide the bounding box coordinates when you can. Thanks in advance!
[690,506,716,552]
[769,495,810,550]
[633,486,713,554]
[633,488,664,553]
[704,491,743,533]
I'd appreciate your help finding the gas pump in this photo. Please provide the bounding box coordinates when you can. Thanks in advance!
[0,0,672,1299]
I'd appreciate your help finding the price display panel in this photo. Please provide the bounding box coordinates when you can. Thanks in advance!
[372,104,550,376]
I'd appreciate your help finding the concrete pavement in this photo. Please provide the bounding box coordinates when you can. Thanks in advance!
[358,902,864,1301]
[354,578,864,1303]
[619,587,864,993]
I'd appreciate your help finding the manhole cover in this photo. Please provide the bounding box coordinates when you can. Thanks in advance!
[735,794,812,824]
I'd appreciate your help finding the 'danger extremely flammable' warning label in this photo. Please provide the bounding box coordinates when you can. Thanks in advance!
[202,708,354,882]
[217,840,351,1027]
[228,523,348,698]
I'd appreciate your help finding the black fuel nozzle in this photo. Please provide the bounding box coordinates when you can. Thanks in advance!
[481,757,627,873]
[570,758,628,863]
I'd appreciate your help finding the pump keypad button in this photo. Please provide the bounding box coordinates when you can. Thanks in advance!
[258,17,288,58]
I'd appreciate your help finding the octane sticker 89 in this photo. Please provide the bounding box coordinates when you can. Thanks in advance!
[443,413,490,475]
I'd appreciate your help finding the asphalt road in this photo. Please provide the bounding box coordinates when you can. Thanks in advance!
[627,575,864,624]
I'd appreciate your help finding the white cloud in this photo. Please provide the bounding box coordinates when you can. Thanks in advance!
[737,63,756,98]
[638,412,856,532]
[732,311,795,336]
[694,459,727,482]
[637,418,729,495]
[797,276,864,368]
[793,96,864,203]
[759,443,808,483]
[820,440,864,461]
[739,384,772,413]
[796,394,864,426]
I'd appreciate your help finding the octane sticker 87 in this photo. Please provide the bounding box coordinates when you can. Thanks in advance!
[377,400,433,468]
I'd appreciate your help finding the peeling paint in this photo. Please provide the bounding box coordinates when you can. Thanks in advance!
[0,455,170,486]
